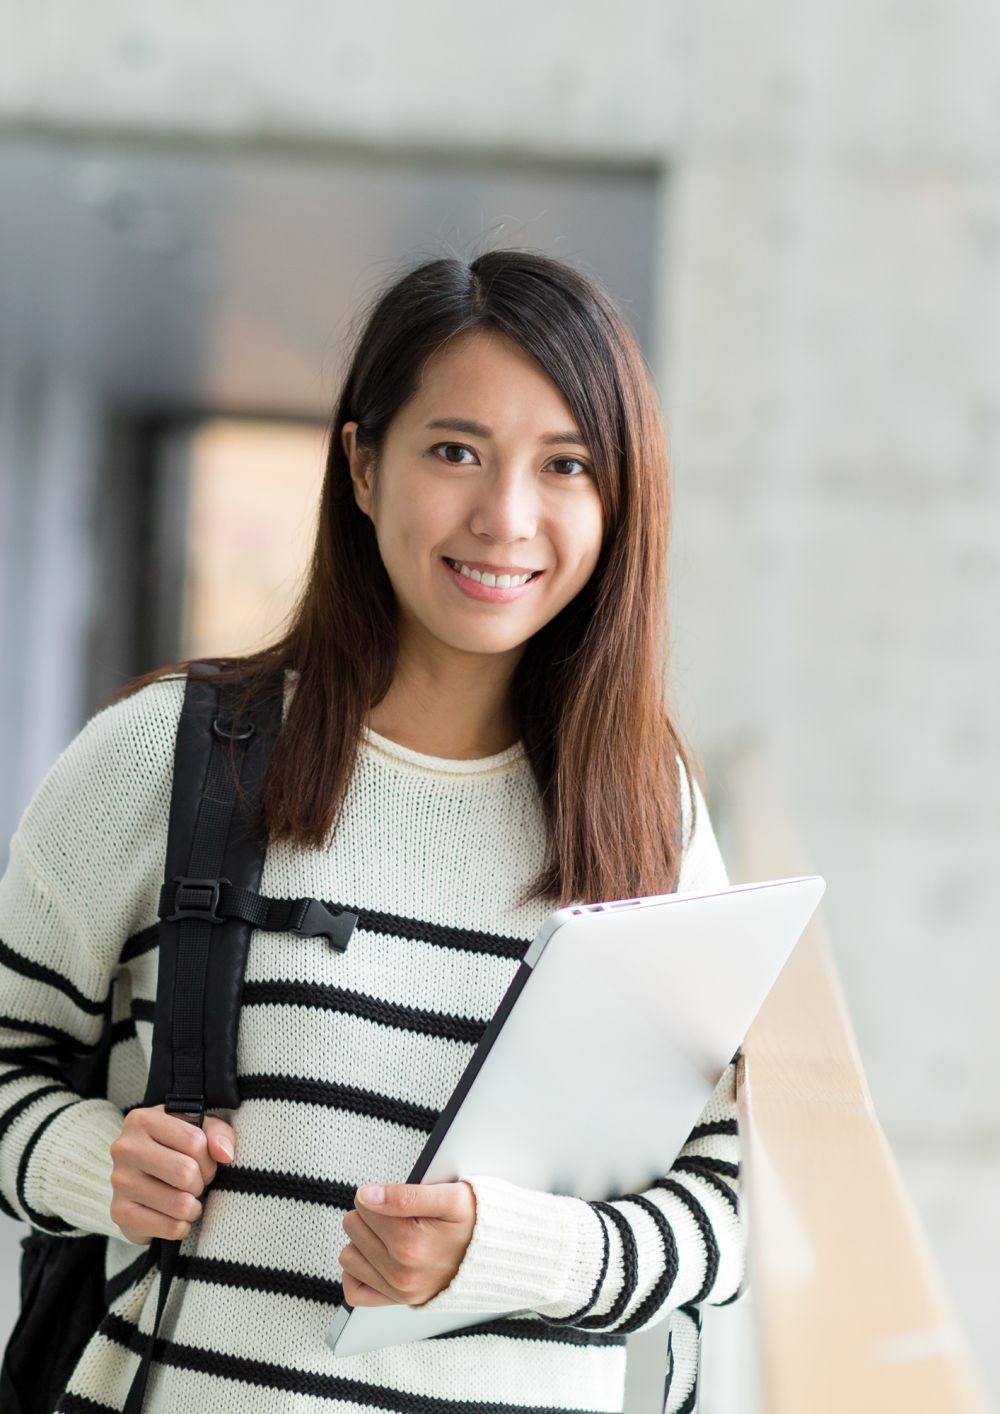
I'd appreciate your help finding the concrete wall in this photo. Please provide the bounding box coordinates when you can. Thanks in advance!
[1,0,997,1399]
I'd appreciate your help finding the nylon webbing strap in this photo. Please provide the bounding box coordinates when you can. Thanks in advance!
[156,878,358,952]
[123,670,252,1414]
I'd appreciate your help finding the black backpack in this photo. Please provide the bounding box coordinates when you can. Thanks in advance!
[0,662,357,1414]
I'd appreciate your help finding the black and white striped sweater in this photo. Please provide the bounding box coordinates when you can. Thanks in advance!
[0,672,746,1414]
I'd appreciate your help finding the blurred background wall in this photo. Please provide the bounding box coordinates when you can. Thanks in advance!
[0,1,997,1406]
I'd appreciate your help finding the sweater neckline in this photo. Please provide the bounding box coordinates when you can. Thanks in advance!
[360,724,527,775]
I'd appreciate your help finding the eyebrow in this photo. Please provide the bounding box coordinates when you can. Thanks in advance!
[424,416,588,447]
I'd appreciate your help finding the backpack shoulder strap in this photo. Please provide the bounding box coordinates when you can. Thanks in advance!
[143,661,357,1116]
[142,661,275,1115]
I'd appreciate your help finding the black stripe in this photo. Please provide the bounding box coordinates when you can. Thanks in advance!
[0,1012,89,1052]
[355,906,530,960]
[15,1098,78,1232]
[175,1251,342,1303]
[671,1162,739,1214]
[57,1393,121,1413]
[714,1277,748,1306]
[239,1073,439,1132]
[614,1193,679,1334]
[685,1119,737,1141]
[0,1082,71,1145]
[652,1177,720,1303]
[111,1015,139,1048]
[0,937,109,1016]
[570,1202,638,1331]
[241,979,488,1045]
[209,1162,356,1210]
[0,1042,64,1063]
[0,1058,65,1088]
[97,1311,618,1413]
[129,998,155,1025]
[675,1155,740,1181]
[120,924,158,962]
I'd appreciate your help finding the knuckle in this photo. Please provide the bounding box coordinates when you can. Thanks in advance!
[176,1155,203,1191]
[177,1128,206,1160]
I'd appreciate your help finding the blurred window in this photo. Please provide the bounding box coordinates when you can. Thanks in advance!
[180,417,327,658]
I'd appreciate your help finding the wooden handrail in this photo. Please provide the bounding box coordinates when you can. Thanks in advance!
[724,744,995,1414]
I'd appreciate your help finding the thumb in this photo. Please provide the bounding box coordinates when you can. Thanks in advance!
[203,1116,236,1162]
[356,1181,467,1221]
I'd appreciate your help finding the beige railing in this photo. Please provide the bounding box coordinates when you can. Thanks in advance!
[725,745,995,1414]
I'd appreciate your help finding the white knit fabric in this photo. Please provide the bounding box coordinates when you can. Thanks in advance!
[0,670,747,1414]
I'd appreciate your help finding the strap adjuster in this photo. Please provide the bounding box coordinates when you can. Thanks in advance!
[164,1092,205,1126]
[167,876,230,924]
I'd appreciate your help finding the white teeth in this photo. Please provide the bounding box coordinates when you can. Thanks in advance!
[448,559,534,588]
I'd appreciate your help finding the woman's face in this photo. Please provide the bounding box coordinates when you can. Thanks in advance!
[342,330,605,669]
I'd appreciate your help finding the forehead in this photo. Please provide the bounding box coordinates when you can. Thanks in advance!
[400,330,582,434]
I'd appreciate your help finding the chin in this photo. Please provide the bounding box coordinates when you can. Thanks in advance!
[441,628,536,657]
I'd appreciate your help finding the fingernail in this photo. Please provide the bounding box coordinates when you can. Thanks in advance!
[358,1184,384,1205]
[218,1137,234,1160]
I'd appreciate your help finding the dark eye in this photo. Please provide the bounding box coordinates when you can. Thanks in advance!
[432,442,477,465]
[548,457,591,477]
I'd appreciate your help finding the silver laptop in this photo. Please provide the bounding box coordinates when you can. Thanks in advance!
[327,873,826,1356]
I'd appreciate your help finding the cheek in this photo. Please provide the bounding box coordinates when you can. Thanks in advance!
[567,503,604,581]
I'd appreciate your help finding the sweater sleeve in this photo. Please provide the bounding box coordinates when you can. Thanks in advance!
[415,762,749,1338]
[0,681,179,1244]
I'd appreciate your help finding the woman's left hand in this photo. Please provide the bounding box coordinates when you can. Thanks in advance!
[339,1180,477,1306]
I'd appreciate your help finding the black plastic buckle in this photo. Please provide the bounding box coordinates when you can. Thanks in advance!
[290,899,358,952]
[167,876,230,924]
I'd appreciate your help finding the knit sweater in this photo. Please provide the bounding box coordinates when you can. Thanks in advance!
[0,670,747,1414]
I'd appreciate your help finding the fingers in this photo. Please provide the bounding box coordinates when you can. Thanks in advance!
[343,1207,392,1266]
[110,1105,237,1246]
[339,1239,403,1304]
[354,1180,473,1224]
[129,1107,237,1192]
[340,1270,396,1308]
[114,1170,205,1227]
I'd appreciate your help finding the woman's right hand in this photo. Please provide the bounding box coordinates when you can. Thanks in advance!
[109,1104,237,1245]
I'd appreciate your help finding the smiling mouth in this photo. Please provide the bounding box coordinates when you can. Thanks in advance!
[442,557,544,588]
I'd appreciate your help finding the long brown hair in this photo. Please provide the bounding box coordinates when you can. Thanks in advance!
[109,247,702,905]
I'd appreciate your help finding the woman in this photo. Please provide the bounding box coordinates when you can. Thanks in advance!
[0,249,746,1413]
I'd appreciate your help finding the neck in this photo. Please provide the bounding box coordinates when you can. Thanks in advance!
[367,635,522,760]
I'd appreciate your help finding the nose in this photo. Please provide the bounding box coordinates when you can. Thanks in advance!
[469,466,539,544]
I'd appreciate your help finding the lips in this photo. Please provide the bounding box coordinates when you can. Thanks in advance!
[441,556,543,600]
